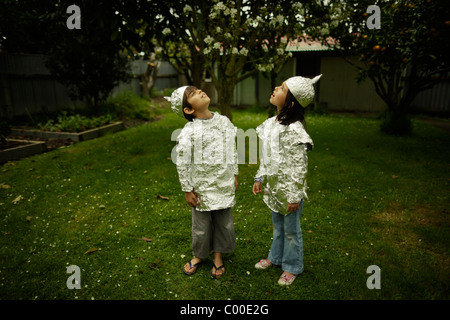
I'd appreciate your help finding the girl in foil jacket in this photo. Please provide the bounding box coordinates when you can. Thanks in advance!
[252,75,321,286]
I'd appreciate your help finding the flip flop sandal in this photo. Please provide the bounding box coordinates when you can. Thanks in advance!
[183,259,202,276]
[211,263,225,279]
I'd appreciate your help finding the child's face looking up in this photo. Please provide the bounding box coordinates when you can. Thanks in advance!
[184,88,210,115]
[270,82,288,109]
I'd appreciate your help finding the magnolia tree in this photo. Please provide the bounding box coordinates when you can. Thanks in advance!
[152,0,312,121]
[312,0,450,135]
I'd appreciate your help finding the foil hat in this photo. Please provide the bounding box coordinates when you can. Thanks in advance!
[285,75,322,108]
[164,86,189,117]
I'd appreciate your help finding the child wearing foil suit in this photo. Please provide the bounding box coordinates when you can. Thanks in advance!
[165,86,238,279]
[252,75,321,286]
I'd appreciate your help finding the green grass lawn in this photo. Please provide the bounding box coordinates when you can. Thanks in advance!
[0,108,449,300]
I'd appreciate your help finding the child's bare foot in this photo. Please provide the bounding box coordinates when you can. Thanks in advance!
[183,257,202,276]
[211,252,225,278]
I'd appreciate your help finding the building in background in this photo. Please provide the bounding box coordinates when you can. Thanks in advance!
[1,45,448,119]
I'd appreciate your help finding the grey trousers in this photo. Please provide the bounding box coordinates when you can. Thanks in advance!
[191,207,235,260]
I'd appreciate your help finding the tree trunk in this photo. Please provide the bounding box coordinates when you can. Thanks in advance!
[217,78,235,122]
[267,70,277,117]
[191,50,205,88]
[86,95,100,115]
[141,61,160,98]
[381,101,411,135]
[371,72,412,135]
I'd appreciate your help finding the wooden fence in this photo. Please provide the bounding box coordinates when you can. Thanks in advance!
[0,53,179,119]
[1,53,448,120]
[410,79,450,115]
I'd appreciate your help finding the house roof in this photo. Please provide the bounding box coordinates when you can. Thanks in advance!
[286,37,334,52]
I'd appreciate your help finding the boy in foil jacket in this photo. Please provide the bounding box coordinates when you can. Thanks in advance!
[165,86,238,279]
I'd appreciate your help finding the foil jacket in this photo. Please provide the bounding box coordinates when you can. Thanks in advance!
[176,112,238,211]
[255,116,313,214]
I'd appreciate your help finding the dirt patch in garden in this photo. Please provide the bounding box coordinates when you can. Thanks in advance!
[421,118,450,132]
[373,202,449,228]
[6,133,74,151]
[370,202,450,269]
[0,140,30,150]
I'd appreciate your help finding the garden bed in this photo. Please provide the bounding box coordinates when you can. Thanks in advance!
[0,139,47,163]
[11,121,124,142]
[2,121,124,162]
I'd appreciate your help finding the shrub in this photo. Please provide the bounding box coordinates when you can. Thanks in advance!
[38,111,114,133]
[103,90,159,121]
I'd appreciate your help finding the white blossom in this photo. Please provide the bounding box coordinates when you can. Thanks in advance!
[246,17,259,28]
[277,48,284,55]
[320,28,329,36]
[204,35,214,44]
[257,64,274,72]
[214,2,226,11]
[231,47,239,54]
[330,19,339,28]
[162,28,171,35]
[183,5,193,13]
[213,42,221,49]
[270,14,285,26]
[320,23,329,36]
[292,2,303,10]
[292,2,305,14]
[275,15,284,25]
[216,26,222,33]
[239,47,248,56]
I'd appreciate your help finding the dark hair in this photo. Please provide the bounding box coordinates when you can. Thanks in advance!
[182,86,197,122]
[276,90,306,126]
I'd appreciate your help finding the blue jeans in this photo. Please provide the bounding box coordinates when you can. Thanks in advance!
[267,201,304,275]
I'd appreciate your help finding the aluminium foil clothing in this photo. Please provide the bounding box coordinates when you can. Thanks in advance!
[255,116,313,214]
[175,112,238,211]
